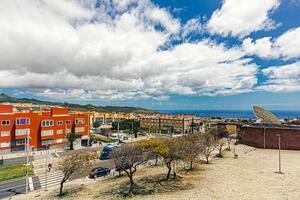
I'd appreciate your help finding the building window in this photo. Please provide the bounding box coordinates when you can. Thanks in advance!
[75,119,84,124]
[15,128,30,136]
[41,130,54,136]
[66,120,71,125]
[75,127,85,133]
[41,139,53,145]
[65,128,71,134]
[1,131,10,137]
[41,120,54,127]
[16,118,30,125]
[16,139,25,145]
[0,142,10,148]
[1,120,10,126]
[57,129,63,134]
[57,121,63,125]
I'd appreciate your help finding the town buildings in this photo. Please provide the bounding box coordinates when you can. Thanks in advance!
[139,114,201,134]
[0,104,90,154]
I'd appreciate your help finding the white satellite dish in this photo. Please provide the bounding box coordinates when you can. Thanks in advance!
[253,106,281,125]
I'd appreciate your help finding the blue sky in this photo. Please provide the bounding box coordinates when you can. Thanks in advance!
[0,0,300,110]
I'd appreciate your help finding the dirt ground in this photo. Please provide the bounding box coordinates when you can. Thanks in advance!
[12,144,300,200]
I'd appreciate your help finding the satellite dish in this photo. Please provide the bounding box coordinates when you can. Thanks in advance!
[253,106,281,125]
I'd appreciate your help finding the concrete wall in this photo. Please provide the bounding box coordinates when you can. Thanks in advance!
[240,126,300,150]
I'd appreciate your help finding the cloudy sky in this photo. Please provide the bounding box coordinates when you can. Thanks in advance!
[0,0,300,110]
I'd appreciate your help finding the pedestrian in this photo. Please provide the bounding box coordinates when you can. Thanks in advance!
[48,163,52,172]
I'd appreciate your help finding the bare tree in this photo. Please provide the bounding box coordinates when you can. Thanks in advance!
[112,144,149,194]
[176,135,202,170]
[57,150,97,196]
[201,131,217,164]
[216,139,226,158]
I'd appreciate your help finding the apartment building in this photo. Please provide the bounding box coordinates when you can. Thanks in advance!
[140,115,201,134]
[0,104,89,154]
[89,112,138,126]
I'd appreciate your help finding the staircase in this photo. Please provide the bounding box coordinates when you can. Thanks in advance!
[33,154,64,189]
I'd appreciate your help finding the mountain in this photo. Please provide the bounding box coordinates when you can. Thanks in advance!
[0,93,154,114]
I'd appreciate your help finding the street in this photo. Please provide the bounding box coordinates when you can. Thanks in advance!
[0,156,34,166]
[0,146,117,199]
[0,177,39,199]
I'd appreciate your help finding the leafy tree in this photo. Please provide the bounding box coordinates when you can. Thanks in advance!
[139,138,179,180]
[162,138,180,179]
[92,121,101,128]
[139,138,167,165]
[112,119,140,132]
[57,150,97,196]
[112,143,150,194]
[66,133,80,150]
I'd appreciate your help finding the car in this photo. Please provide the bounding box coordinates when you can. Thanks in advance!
[99,145,120,160]
[89,167,111,179]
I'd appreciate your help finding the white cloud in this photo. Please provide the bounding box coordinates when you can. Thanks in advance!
[242,27,300,59]
[0,0,258,101]
[207,0,280,38]
[259,61,300,92]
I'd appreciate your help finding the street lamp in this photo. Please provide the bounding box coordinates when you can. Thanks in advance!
[25,132,31,194]
[276,134,282,174]
[45,144,49,191]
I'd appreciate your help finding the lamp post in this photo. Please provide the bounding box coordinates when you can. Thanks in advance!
[25,132,30,194]
[276,134,282,173]
[45,145,49,191]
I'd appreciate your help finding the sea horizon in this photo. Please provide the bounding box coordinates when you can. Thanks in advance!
[156,109,300,119]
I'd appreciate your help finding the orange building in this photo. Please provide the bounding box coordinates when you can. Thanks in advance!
[0,104,90,154]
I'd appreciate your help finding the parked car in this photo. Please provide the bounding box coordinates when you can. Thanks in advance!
[89,167,111,178]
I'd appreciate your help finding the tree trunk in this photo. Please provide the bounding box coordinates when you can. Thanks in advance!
[166,162,172,180]
[205,155,209,164]
[155,155,158,166]
[218,145,223,156]
[59,180,65,196]
[190,161,193,170]
[70,141,74,150]
[129,174,134,193]
[124,168,135,193]
[227,139,231,151]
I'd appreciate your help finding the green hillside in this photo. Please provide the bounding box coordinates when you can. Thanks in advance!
[0,93,154,114]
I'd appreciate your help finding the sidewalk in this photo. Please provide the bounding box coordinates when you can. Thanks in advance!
[0,145,102,161]
[0,148,65,160]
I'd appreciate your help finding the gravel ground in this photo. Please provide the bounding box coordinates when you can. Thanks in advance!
[11,144,300,200]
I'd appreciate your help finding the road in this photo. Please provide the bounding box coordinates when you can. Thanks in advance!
[0,177,39,199]
[0,147,113,199]
[0,156,34,166]
[70,159,115,180]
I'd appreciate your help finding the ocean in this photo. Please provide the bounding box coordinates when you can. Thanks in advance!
[156,110,300,119]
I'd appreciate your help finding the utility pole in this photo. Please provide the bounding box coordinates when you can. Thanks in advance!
[191,118,194,134]
[263,128,266,149]
[276,134,282,173]
[182,118,184,135]
[45,145,49,191]
[25,132,30,194]
[159,117,161,135]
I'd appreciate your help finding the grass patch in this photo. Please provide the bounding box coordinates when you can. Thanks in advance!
[91,134,117,143]
[0,163,33,182]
